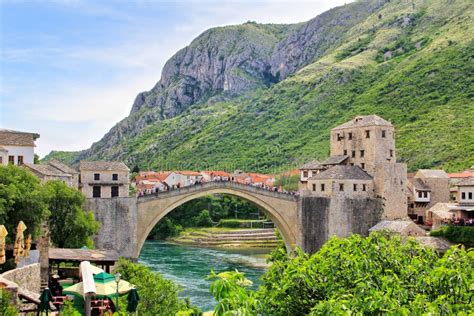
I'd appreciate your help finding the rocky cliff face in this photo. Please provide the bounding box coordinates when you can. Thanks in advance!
[129,0,387,118]
[73,0,387,162]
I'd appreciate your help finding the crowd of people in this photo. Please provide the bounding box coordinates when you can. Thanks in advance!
[136,175,299,197]
[442,217,474,226]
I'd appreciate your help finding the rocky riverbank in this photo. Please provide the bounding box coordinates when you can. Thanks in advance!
[171,227,280,249]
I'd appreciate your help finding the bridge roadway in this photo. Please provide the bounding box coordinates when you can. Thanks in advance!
[135,181,299,258]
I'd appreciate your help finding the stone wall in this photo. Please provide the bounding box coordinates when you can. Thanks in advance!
[0,263,41,294]
[299,196,382,253]
[85,197,138,258]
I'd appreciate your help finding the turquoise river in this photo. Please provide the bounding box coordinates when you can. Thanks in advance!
[139,240,271,311]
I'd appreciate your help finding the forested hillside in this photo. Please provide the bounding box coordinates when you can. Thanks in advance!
[44,0,474,173]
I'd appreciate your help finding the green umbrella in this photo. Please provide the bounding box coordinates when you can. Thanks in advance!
[126,288,139,313]
[38,287,53,314]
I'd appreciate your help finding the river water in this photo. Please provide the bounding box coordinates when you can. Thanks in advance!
[138,240,271,311]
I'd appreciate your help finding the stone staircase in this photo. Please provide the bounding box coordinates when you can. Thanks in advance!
[174,228,280,248]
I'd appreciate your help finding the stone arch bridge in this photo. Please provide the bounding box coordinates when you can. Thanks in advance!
[85,182,382,259]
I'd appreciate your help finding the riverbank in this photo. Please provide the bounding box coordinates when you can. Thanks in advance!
[170,227,280,249]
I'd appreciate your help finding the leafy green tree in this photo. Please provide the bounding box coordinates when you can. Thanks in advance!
[210,233,474,315]
[150,218,183,240]
[0,289,18,316]
[193,210,213,227]
[0,165,49,244]
[44,180,100,248]
[115,258,193,315]
[208,270,260,316]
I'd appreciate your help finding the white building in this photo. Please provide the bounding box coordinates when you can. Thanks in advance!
[0,129,40,165]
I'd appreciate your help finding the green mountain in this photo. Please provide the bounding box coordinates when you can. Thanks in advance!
[44,0,474,173]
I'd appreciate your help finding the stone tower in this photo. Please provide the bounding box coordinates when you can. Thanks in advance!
[331,115,407,219]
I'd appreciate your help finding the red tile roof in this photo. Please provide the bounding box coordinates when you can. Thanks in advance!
[179,171,202,176]
[448,172,474,178]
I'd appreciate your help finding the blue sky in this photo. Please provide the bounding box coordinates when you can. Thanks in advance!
[1,0,352,157]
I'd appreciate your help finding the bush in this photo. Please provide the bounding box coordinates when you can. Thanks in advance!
[210,233,474,315]
[0,289,18,316]
[115,259,198,315]
[193,210,213,227]
[217,219,268,229]
[430,225,474,247]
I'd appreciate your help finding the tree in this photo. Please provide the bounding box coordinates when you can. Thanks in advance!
[210,233,474,315]
[0,165,49,244]
[193,210,213,227]
[115,259,196,315]
[44,180,100,248]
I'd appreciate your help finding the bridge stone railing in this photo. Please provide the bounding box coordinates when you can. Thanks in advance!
[137,181,299,203]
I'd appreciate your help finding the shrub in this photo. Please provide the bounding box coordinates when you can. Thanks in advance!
[115,259,195,315]
[193,210,213,227]
[209,233,474,315]
[430,225,474,247]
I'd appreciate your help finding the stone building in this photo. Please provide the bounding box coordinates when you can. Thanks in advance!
[298,160,325,190]
[23,159,79,188]
[407,169,449,222]
[300,115,407,220]
[0,129,40,166]
[457,177,474,206]
[79,161,129,198]
[331,115,407,219]
[307,165,373,198]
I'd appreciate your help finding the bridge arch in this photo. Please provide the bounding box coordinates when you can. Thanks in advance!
[135,182,299,258]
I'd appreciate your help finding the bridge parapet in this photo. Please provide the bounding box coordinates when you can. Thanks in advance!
[137,181,299,203]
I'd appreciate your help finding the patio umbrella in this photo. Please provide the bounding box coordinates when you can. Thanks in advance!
[64,272,133,297]
[38,287,53,314]
[126,287,139,313]
[13,221,27,264]
[0,225,7,264]
[24,234,32,257]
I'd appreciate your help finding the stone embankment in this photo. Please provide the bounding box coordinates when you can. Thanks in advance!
[173,228,279,248]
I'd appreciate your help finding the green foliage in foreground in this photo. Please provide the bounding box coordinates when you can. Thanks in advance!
[431,225,474,247]
[209,233,474,315]
[0,165,49,244]
[115,258,201,316]
[0,290,18,316]
[0,166,100,271]
[45,180,100,248]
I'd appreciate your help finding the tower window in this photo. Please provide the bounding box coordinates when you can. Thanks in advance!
[111,186,119,198]
[94,173,100,180]
[365,130,370,138]
[353,184,357,191]
[337,133,342,141]
[469,192,473,200]
[382,130,386,138]
[348,132,353,140]
[360,150,365,158]
[93,186,101,198]
[343,149,347,155]
[312,184,316,191]
[303,171,308,178]
[339,183,344,191]
[362,184,367,191]
[390,150,393,158]
[361,163,365,170]
[351,151,356,158]
[112,173,118,181]
[321,183,325,191]
[461,192,466,200]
